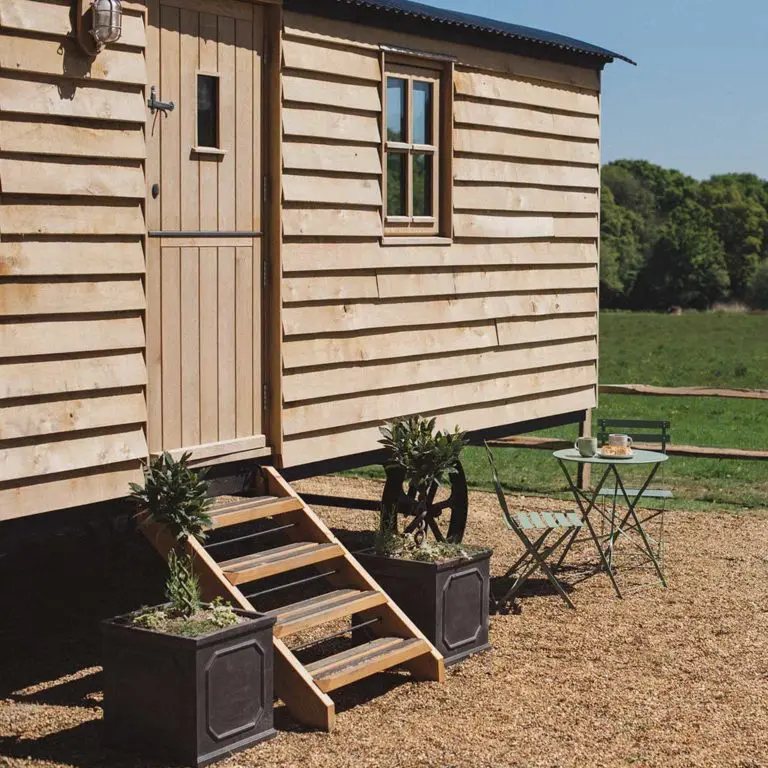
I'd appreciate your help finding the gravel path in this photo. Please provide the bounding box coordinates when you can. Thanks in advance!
[1,476,767,768]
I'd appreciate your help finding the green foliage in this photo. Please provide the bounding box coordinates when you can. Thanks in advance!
[129,451,212,543]
[378,415,467,494]
[640,200,730,310]
[165,549,202,618]
[601,161,768,309]
[747,260,768,309]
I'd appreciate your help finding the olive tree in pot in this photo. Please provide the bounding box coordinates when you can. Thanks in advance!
[101,452,276,768]
[355,416,492,666]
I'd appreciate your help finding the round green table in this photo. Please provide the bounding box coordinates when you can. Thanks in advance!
[553,448,669,597]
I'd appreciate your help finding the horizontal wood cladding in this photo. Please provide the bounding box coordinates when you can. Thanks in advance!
[284,291,597,336]
[282,387,597,467]
[0,159,145,198]
[284,340,598,405]
[0,119,146,159]
[454,70,599,116]
[283,74,381,112]
[0,32,147,85]
[284,363,595,435]
[0,425,147,483]
[454,157,600,189]
[285,266,596,303]
[1,0,146,48]
[0,315,145,357]
[283,241,597,272]
[278,14,600,469]
[0,462,142,522]
[284,314,597,370]
[454,99,600,141]
[0,241,145,275]
[283,141,382,175]
[282,36,380,82]
[0,351,147,402]
[283,108,381,144]
[283,174,382,206]
[0,76,146,122]
[0,278,145,316]
[282,12,600,91]
[0,202,146,235]
[455,128,599,165]
[0,389,146,440]
[0,0,148,517]
[453,185,599,215]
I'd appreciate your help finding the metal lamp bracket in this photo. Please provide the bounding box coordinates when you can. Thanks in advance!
[148,86,175,115]
[74,0,100,57]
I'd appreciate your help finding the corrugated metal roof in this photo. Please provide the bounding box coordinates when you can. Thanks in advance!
[296,0,636,67]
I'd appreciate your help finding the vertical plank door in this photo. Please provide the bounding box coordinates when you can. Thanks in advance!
[146,0,265,462]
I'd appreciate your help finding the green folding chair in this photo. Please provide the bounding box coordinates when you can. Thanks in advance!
[595,419,671,574]
[486,445,583,610]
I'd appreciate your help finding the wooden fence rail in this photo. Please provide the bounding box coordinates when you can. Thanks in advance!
[488,436,768,462]
[599,384,768,401]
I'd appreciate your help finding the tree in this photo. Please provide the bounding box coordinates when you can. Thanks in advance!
[747,260,768,310]
[699,177,768,298]
[637,200,730,309]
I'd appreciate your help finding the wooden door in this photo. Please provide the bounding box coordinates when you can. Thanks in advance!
[146,0,265,458]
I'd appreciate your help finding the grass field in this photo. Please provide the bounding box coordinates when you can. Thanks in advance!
[350,312,768,513]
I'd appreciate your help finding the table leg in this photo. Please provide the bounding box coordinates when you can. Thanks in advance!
[557,459,623,598]
[610,465,668,587]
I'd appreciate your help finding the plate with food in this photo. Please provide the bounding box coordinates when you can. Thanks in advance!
[598,445,634,460]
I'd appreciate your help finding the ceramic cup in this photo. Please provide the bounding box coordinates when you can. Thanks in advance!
[574,436,598,457]
[608,434,633,449]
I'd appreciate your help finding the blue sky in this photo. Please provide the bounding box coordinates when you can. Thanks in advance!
[427,0,768,180]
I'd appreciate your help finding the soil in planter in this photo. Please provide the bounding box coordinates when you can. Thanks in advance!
[131,601,243,638]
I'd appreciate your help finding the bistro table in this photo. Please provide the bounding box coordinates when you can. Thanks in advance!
[552,448,670,598]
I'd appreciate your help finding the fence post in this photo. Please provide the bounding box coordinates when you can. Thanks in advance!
[577,410,592,491]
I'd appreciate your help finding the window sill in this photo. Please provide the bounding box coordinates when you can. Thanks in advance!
[191,146,227,156]
[380,236,453,247]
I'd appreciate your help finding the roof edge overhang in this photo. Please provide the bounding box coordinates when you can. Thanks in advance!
[283,0,636,70]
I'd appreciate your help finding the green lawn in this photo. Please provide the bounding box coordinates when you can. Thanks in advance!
[349,311,768,513]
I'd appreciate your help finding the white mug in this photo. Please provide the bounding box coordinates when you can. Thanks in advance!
[608,434,633,449]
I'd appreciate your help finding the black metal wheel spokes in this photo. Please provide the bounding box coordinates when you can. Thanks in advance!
[381,462,469,544]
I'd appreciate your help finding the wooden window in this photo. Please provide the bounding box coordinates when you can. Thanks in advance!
[196,73,219,149]
[384,61,445,236]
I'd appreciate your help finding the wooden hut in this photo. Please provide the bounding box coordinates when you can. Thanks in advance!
[0,0,632,732]
[0,0,632,521]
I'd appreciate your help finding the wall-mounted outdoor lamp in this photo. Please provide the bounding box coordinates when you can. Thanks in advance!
[76,0,122,57]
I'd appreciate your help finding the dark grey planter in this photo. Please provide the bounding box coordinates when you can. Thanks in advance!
[101,606,276,767]
[355,548,492,666]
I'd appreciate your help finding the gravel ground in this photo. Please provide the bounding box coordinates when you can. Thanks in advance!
[1,475,767,768]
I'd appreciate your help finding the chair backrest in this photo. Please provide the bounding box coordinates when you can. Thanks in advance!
[597,419,671,453]
[484,444,524,535]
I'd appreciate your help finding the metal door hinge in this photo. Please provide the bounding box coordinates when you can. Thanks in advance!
[262,383,269,406]
[262,258,269,289]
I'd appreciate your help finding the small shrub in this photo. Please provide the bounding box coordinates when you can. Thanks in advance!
[129,451,212,543]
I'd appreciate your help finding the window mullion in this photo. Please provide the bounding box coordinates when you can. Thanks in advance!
[407,76,414,220]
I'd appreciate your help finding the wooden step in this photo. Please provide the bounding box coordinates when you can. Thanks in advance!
[209,496,304,529]
[220,541,343,585]
[307,637,430,693]
[266,589,387,639]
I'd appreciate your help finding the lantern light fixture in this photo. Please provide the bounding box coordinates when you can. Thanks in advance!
[76,0,122,56]
[90,0,122,48]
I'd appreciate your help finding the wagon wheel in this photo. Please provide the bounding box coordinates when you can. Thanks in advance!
[381,462,469,545]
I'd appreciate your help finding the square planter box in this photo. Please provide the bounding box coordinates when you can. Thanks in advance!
[102,607,276,767]
[355,548,492,666]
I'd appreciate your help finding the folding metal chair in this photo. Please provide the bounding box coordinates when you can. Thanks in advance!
[595,419,671,577]
[486,445,583,610]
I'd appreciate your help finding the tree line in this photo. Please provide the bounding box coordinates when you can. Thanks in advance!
[600,160,768,310]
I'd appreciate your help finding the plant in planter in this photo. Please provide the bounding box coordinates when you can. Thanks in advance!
[355,416,492,666]
[102,452,276,768]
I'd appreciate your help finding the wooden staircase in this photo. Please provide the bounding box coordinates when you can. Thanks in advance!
[140,465,444,730]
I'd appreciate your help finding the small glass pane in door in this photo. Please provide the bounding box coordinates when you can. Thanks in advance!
[197,74,219,148]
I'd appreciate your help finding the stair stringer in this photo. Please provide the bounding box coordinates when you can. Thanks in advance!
[139,518,336,731]
[261,466,446,684]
